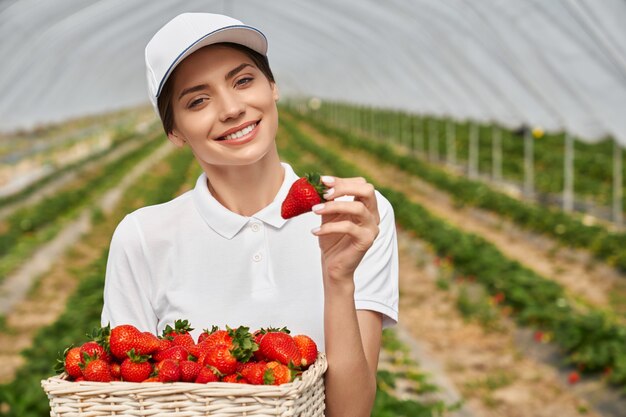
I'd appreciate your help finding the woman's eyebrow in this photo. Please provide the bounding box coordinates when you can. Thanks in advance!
[226,63,253,80]
[178,84,208,101]
[177,63,254,101]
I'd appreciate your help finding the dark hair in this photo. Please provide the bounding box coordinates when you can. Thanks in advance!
[157,42,275,135]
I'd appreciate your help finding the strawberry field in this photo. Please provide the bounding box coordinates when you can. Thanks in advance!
[0,104,625,416]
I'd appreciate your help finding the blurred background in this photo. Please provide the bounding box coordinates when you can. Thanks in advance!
[1,1,626,416]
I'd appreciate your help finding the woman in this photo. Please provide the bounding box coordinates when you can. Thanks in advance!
[102,12,398,416]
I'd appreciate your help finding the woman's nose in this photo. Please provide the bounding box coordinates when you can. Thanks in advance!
[217,90,245,122]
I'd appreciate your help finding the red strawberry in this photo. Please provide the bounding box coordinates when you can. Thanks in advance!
[203,345,240,375]
[202,328,232,349]
[80,341,111,363]
[259,331,302,367]
[156,358,180,382]
[162,320,194,341]
[171,333,195,349]
[153,345,189,363]
[202,326,258,374]
[293,335,318,368]
[141,332,162,352]
[190,329,234,363]
[63,347,83,379]
[119,350,152,382]
[143,376,160,382]
[240,361,268,385]
[110,362,122,380]
[179,360,202,382]
[109,325,158,359]
[155,337,174,354]
[252,330,266,361]
[82,358,113,382]
[197,326,220,344]
[264,361,293,385]
[568,371,580,385]
[222,373,248,384]
[493,292,505,304]
[281,173,327,219]
[195,366,220,383]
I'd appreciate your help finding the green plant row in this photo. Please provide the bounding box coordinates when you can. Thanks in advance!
[0,147,196,417]
[286,107,626,273]
[305,101,624,207]
[0,131,164,260]
[279,116,626,388]
[0,121,159,210]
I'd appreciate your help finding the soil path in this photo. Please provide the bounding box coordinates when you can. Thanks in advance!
[295,119,626,313]
[0,122,156,221]
[394,229,601,416]
[0,142,175,382]
[0,142,174,315]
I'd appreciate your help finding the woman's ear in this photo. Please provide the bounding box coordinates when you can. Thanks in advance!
[272,83,280,102]
[167,130,186,147]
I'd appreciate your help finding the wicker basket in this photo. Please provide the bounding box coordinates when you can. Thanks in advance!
[41,353,327,417]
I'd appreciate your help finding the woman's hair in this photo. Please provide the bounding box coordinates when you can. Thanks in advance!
[157,42,275,135]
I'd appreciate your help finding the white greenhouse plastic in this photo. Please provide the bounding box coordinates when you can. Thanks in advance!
[1,0,625,222]
[0,0,624,145]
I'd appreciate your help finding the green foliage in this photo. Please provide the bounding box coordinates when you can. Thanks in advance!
[279,114,626,389]
[286,106,626,273]
[0,142,195,417]
[0,133,164,281]
[456,285,501,329]
[0,121,159,210]
[310,101,624,207]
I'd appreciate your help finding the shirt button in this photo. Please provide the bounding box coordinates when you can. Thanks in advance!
[253,253,262,262]
[251,223,261,232]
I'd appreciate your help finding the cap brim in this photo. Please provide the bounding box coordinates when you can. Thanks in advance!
[156,25,267,98]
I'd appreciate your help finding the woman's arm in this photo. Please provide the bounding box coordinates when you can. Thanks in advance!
[312,176,388,417]
[101,214,157,333]
[324,290,382,416]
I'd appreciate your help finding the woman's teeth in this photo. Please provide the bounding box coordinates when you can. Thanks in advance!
[221,123,257,141]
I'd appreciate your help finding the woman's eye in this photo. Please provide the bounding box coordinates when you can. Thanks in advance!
[236,77,253,87]
[188,98,205,108]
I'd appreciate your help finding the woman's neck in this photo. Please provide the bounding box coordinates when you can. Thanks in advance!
[202,151,284,217]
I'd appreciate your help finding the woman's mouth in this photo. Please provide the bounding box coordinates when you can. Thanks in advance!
[216,122,259,141]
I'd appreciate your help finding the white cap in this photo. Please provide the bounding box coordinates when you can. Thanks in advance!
[145,13,268,114]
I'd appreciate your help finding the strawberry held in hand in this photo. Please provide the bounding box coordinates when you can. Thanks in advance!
[281,173,327,219]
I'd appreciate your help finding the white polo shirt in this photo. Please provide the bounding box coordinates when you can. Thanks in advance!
[101,162,398,349]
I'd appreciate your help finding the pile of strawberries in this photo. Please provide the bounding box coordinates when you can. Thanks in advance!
[59,320,318,385]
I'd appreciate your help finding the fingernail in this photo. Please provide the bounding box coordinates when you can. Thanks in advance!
[311,227,320,235]
[323,188,335,199]
[321,175,335,185]
[312,203,325,212]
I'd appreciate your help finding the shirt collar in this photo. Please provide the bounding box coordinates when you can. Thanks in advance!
[192,162,298,239]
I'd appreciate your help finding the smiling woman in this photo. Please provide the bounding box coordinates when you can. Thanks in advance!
[162,44,281,182]
[101,12,399,417]
[157,43,275,139]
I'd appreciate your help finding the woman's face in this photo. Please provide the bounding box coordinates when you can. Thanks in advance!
[167,44,279,168]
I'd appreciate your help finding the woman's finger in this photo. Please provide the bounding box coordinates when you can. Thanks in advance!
[312,201,373,224]
[312,220,379,248]
[321,176,379,222]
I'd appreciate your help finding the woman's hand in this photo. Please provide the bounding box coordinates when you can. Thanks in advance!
[312,176,380,284]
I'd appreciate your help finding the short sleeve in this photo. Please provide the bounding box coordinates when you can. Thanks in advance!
[101,214,158,333]
[353,191,399,328]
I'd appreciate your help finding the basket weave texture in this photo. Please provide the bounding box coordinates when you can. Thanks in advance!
[41,353,327,417]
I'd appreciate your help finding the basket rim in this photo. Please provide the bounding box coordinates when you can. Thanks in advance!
[42,352,327,395]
